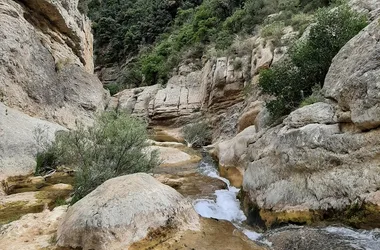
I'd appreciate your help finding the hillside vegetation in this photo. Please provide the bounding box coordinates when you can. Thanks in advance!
[84,0,367,119]
[85,0,331,88]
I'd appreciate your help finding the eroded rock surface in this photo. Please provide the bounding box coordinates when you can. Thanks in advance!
[0,103,65,180]
[324,17,380,131]
[57,173,200,250]
[239,16,380,228]
[0,0,106,128]
[0,206,67,250]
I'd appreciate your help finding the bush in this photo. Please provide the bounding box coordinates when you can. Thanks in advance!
[300,85,324,107]
[37,112,159,203]
[182,122,212,148]
[259,5,367,121]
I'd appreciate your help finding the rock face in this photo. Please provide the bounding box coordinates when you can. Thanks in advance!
[324,17,380,131]
[110,57,248,125]
[240,18,380,228]
[0,0,106,128]
[57,173,200,250]
[349,0,380,19]
[0,103,65,180]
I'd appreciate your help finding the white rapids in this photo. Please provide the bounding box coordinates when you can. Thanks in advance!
[325,226,380,250]
[194,160,263,241]
[193,159,380,249]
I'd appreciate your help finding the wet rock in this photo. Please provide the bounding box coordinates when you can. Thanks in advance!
[130,217,267,250]
[151,127,184,143]
[0,206,67,250]
[155,173,227,200]
[149,146,201,168]
[264,226,357,250]
[0,192,46,225]
[57,173,200,250]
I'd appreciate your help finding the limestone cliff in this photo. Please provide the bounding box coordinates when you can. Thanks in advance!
[227,16,380,228]
[0,0,106,128]
[0,0,106,179]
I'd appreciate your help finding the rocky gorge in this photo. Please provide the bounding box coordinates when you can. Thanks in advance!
[1,0,380,249]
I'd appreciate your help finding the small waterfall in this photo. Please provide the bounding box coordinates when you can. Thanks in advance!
[193,160,263,241]
[193,158,380,249]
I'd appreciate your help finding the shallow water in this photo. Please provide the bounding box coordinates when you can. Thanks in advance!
[325,227,380,250]
[194,160,264,241]
[194,158,380,249]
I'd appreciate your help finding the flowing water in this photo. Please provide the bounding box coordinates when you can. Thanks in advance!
[193,159,265,242]
[193,158,380,250]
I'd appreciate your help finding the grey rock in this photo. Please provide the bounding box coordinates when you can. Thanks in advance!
[0,0,105,128]
[324,18,380,131]
[0,103,66,181]
[349,0,380,20]
[264,226,357,250]
[284,102,336,128]
[243,122,380,211]
[57,173,200,250]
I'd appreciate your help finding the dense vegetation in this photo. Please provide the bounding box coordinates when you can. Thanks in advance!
[259,5,368,120]
[84,0,333,92]
[82,0,368,119]
[36,112,159,203]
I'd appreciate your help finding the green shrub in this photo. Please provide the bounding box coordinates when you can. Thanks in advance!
[104,83,121,96]
[37,112,159,203]
[259,5,368,121]
[233,58,243,70]
[300,85,324,107]
[261,21,285,40]
[289,12,313,32]
[182,122,212,148]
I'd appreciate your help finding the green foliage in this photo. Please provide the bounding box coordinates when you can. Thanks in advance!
[36,112,159,203]
[182,122,212,148]
[35,150,58,176]
[104,83,122,96]
[86,0,334,89]
[54,198,68,206]
[260,21,285,45]
[233,58,243,70]
[259,5,368,121]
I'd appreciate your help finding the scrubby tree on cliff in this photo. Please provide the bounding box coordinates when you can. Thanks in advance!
[259,5,368,120]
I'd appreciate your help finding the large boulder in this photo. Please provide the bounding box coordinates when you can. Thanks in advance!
[283,102,336,128]
[0,103,65,180]
[0,0,106,128]
[57,173,200,250]
[324,17,380,131]
[243,119,380,228]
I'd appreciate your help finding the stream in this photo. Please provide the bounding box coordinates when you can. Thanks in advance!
[193,157,380,250]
